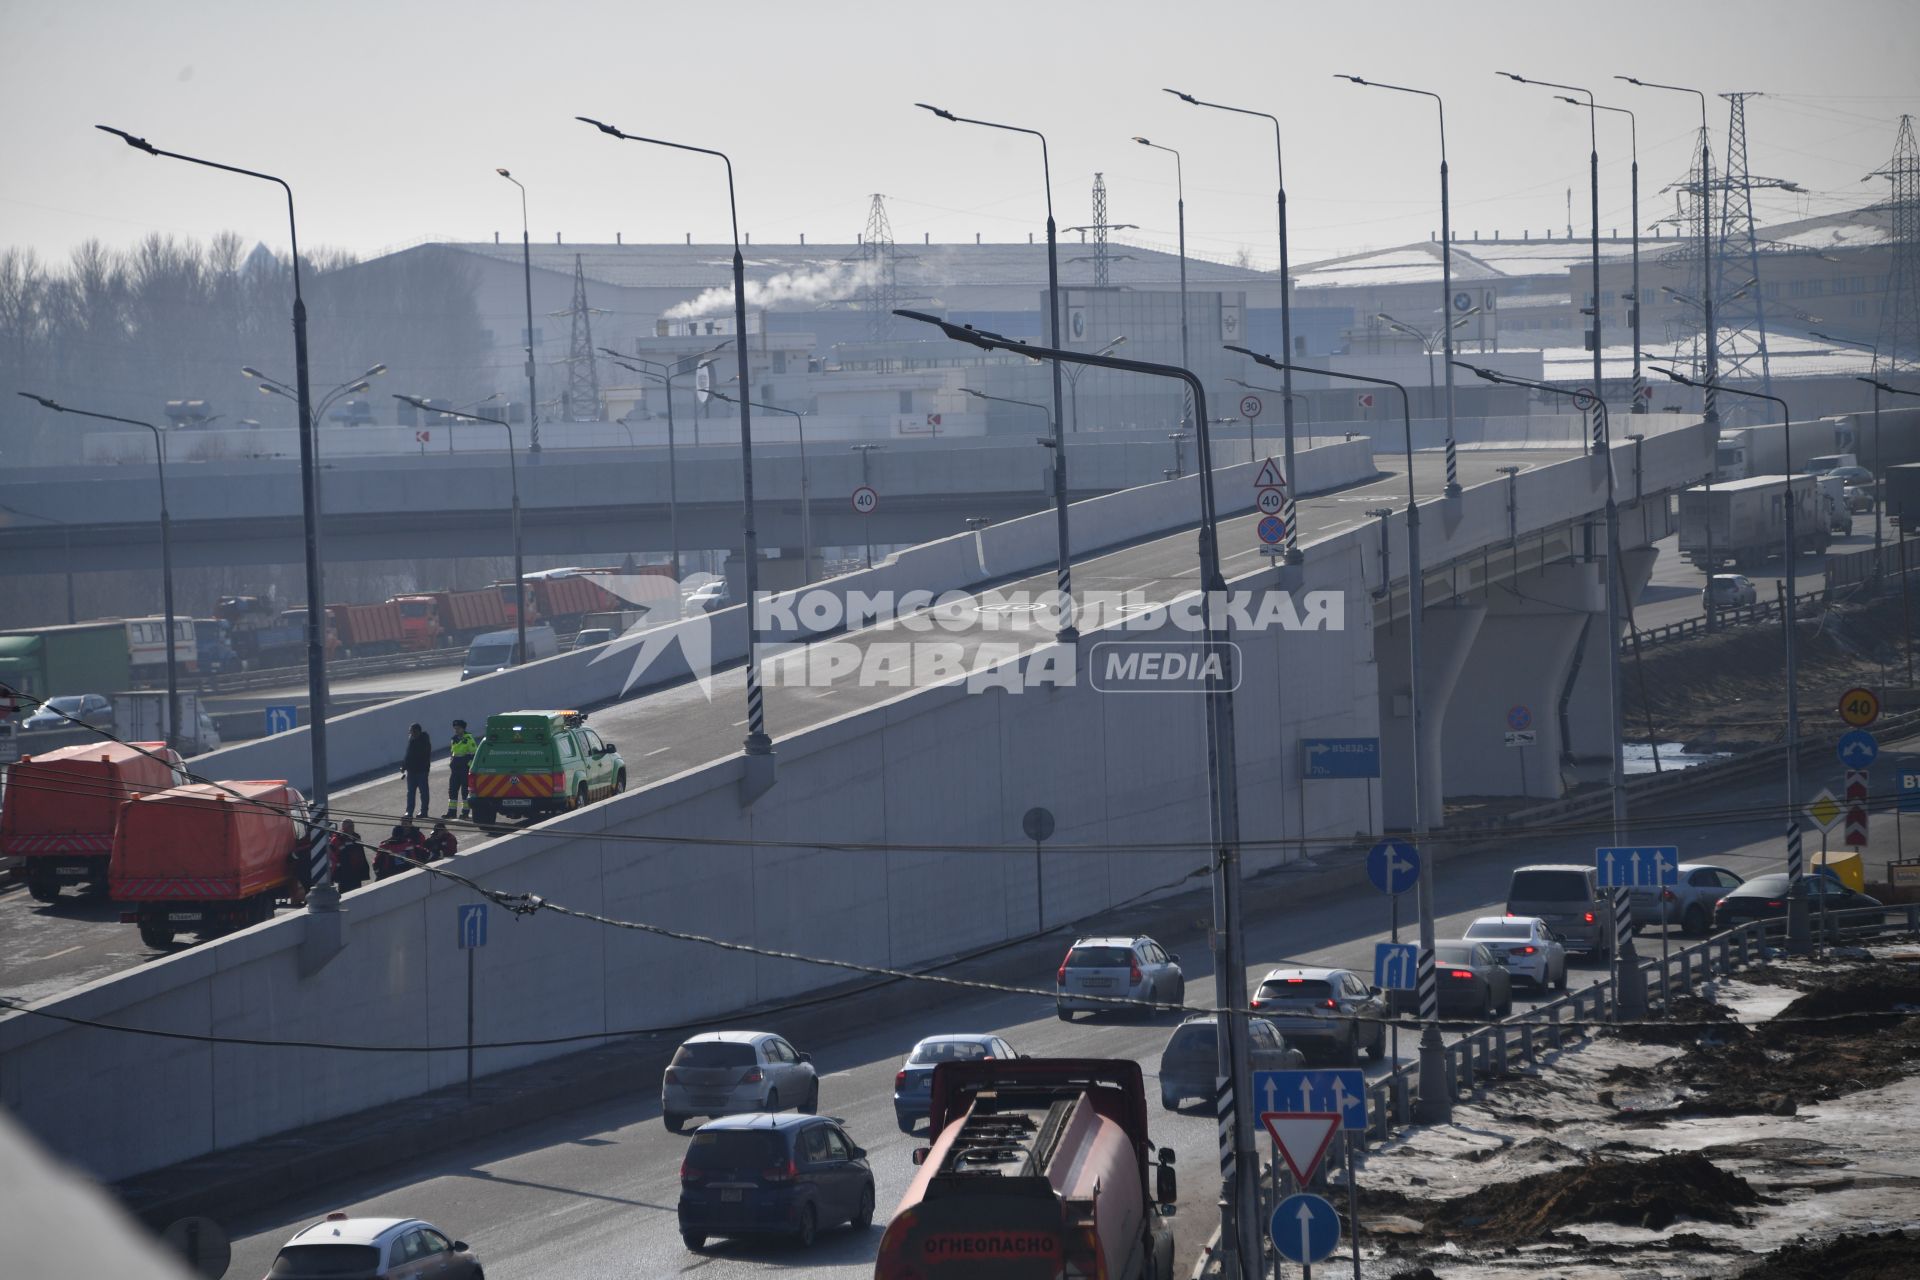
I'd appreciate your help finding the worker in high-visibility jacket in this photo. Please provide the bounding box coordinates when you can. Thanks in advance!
[446,718,479,819]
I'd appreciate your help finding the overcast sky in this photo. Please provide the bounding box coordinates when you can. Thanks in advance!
[4,0,1916,273]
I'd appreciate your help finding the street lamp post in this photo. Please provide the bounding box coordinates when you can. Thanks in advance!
[1502,74,1605,440]
[1377,311,1478,414]
[917,103,1077,642]
[1578,99,1644,412]
[899,307,1260,1277]
[1133,137,1192,425]
[713,389,813,586]
[1457,364,1644,1011]
[17,394,178,753]
[1617,78,1718,425]
[1228,378,1313,444]
[1227,345,1450,1123]
[242,363,384,575]
[1064,335,1127,433]
[97,124,332,827]
[1333,77,1461,496]
[603,340,731,585]
[851,443,884,569]
[579,117,773,757]
[496,169,541,453]
[1165,87,1308,557]
[1654,367,1809,952]
[395,396,525,667]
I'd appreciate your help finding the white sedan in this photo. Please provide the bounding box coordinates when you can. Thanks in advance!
[1462,916,1567,990]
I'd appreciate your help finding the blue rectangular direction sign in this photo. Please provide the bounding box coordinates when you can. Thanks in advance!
[457,903,488,949]
[1595,846,1679,888]
[264,704,298,735]
[1302,737,1381,779]
[1899,762,1920,813]
[1373,942,1419,991]
[1253,1068,1367,1130]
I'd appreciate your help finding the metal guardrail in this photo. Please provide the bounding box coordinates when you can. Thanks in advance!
[195,646,468,695]
[1631,583,1829,650]
[1358,904,1920,1142]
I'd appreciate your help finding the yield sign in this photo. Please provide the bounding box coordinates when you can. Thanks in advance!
[1260,1111,1341,1184]
[1254,457,1285,488]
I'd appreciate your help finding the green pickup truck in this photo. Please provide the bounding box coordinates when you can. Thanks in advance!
[468,709,626,825]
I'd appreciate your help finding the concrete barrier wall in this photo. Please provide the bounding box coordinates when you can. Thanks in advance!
[187,441,1379,794]
[0,531,1376,1183]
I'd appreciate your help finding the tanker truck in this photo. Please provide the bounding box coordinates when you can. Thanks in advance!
[875,1057,1178,1280]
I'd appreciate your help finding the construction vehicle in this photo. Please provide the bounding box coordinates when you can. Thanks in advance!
[111,779,306,947]
[1,740,185,901]
[875,1058,1177,1280]
[326,601,411,657]
[390,589,509,648]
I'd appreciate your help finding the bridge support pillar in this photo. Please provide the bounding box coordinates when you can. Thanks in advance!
[1441,559,1602,799]
[1563,544,1658,771]
[1376,603,1484,831]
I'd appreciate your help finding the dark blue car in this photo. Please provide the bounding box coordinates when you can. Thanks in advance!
[678,1113,875,1251]
[891,1034,1017,1132]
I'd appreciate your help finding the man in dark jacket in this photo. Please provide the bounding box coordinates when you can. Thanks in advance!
[402,723,432,818]
[331,820,370,892]
[424,819,458,862]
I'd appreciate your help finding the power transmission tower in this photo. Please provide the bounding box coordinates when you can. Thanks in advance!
[1066,173,1136,284]
[1713,93,1797,401]
[859,194,900,346]
[1654,126,1717,383]
[1870,114,1920,374]
[563,254,602,421]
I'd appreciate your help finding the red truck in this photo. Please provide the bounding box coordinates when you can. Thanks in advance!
[1,740,185,902]
[391,589,509,648]
[876,1058,1178,1280]
[327,601,410,656]
[110,779,305,947]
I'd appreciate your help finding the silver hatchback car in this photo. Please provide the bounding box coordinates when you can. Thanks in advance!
[1056,935,1183,1020]
[662,1031,819,1133]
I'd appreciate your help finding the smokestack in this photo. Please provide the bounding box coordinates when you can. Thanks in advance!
[799,233,805,245]
[976,232,980,245]
[745,232,750,244]
[556,232,562,244]
[686,232,692,245]
[1028,233,1033,244]
[616,232,622,245]
[925,232,930,244]
[494,231,500,244]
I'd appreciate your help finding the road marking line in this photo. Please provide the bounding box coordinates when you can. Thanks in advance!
[34,945,82,961]
[644,747,672,757]
[732,719,749,727]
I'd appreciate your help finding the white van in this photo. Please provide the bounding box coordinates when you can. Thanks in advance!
[461,625,560,680]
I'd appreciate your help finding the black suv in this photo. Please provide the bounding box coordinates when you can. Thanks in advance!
[678,1112,876,1251]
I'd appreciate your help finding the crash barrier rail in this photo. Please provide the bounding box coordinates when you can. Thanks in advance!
[1631,582,1831,651]
[194,646,469,695]
[1356,905,1920,1143]
[1825,539,1912,592]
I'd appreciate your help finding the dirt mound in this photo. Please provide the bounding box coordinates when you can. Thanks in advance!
[1612,993,1743,1046]
[1733,1229,1916,1279]
[1392,1152,1760,1240]
[1603,963,1920,1116]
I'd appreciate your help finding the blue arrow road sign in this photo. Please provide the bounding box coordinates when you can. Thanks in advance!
[1374,942,1419,991]
[1837,729,1879,770]
[458,903,488,949]
[1254,1069,1368,1130]
[1366,839,1420,895]
[1271,1193,1341,1264]
[264,704,298,735]
[1595,846,1680,888]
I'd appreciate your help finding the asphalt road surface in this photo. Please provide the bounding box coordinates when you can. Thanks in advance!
[213,739,1820,1280]
[0,451,1561,1005]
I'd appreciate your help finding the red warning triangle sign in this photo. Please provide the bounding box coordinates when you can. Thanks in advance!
[1254,457,1286,489]
[1261,1112,1341,1184]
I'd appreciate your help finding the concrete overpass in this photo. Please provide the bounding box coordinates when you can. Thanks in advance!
[0,423,1715,1189]
[0,415,1600,573]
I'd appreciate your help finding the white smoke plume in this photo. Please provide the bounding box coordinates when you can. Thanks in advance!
[664,259,879,320]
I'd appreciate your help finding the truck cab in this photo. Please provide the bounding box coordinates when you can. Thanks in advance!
[467,710,625,825]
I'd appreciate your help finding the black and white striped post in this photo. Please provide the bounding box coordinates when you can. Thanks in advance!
[1610,886,1633,1016]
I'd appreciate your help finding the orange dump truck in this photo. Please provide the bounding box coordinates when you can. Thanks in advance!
[392,589,509,647]
[327,601,411,656]
[875,1058,1177,1280]
[110,780,303,948]
[0,740,183,902]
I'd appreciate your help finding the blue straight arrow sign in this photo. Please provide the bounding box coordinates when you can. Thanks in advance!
[1595,846,1679,888]
[1254,1069,1368,1130]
